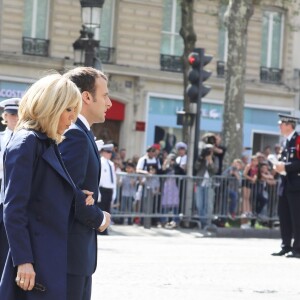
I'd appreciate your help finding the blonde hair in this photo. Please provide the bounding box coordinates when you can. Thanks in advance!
[1,112,8,125]
[16,73,82,142]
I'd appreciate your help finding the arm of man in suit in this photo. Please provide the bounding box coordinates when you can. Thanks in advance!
[74,190,110,231]
[59,128,110,231]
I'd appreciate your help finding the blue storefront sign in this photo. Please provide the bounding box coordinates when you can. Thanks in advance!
[0,81,30,101]
[146,95,287,152]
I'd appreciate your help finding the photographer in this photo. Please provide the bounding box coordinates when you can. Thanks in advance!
[194,144,217,228]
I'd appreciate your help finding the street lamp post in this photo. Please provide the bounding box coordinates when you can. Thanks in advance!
[73,0,105,68]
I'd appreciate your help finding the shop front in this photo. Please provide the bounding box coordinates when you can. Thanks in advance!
[146,94,287,155]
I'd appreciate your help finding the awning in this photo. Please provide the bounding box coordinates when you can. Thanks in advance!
[106,99,125,121]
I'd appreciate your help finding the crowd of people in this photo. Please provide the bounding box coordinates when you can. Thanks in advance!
[100,132,282,231]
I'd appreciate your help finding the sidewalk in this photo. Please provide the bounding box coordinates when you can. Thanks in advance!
[109,224,281,239]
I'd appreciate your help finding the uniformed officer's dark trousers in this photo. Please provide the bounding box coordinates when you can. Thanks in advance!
[279,188,300,252]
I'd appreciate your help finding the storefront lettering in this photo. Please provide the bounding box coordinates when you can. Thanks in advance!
[175,107,221,119]
[201,108,220,119]
[0,89,25,98]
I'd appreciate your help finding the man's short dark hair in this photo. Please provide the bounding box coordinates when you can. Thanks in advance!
[64,67,107,97]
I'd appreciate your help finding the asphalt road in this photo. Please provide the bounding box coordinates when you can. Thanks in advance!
[91,225,300,300]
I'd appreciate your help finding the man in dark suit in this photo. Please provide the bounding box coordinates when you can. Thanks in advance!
[59,67,112,300]
[272,114,300,258]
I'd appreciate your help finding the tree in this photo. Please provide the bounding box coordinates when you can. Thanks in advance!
[222,0,254,168]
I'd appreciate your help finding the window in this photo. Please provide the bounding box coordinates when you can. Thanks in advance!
[160,0,183,72]
[160,0,183,56]
[94,0,115,63]
[217,4,228,63]
[261,10,284,69]
[217,4,228,77]
[22,0,50,56]
[23,0,49,39]
[95,0,115,47]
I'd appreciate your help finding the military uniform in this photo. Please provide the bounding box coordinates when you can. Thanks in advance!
[273,114,300,258]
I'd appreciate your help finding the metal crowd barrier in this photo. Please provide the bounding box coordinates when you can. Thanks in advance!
[110,173,280,229]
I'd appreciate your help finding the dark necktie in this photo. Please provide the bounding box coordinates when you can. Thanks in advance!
[108,160,114,183]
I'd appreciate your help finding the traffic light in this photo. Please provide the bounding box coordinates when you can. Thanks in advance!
[186,48,212,103]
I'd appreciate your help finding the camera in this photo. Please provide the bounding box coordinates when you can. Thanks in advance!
[202,133,216,146]
[200,145,213,158]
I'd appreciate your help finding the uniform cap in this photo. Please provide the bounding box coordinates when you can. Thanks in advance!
[95,139,104,151]
[278,113,300,125]
[100,143,114,153]
[0,98,21,114]
[175,142,187,150]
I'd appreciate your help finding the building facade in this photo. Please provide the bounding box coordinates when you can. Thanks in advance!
[1,0,300,158]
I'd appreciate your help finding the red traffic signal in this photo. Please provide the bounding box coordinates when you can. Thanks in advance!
[188,52,200,67]
[186,48,212,103]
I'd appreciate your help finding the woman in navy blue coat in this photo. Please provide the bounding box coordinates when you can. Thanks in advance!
[0,74,96,300]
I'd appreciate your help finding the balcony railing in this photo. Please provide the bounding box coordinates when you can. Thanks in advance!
[99,46,115,64]
[217,60,226,77]
[160,54,183,73]
[22,37,49,57]
[260,67,283,84]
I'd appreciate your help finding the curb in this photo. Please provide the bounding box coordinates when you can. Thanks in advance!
[109,224,281,239]
[207,227,281,239]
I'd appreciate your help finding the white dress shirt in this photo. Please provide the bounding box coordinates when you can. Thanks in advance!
[99,156,117,201]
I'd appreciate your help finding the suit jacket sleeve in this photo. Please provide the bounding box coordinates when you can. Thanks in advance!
[60,128,104,229]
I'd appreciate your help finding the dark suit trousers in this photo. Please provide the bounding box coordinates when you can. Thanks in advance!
[287,189,300,252]
[67,274,92,300]
[278,192,293,250]
[0,204,9,277]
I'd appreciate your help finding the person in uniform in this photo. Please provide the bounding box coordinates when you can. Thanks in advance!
[97,143,116,235]
[272,114,300,258]
[0,97,20,278]
[175,141,187,175]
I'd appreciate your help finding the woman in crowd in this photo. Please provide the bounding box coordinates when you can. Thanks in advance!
[0,74,95,300]
[240,155,259,228]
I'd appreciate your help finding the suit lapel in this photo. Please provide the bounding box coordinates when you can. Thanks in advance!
[75,119,101,182]
[76,119,99,158]
[42,145,75,188]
